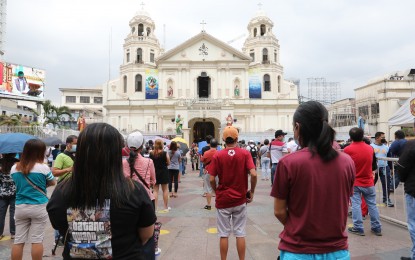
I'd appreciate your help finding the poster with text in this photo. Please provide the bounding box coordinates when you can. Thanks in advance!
[248,69,261,99]
[0,62,45,100]
[145,69,159,99]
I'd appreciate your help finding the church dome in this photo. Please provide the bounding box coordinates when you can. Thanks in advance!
[129,8,155,28]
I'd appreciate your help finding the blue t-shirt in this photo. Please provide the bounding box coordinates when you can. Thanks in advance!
[11,163,54,205]
[168,150,181,170]
[370,143,389,168]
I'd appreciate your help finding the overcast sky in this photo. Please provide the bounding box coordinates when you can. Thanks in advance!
[5,0,415,104]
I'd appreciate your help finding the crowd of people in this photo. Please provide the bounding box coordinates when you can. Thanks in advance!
[0,100,414,259]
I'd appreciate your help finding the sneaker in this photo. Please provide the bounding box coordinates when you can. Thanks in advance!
[348,227,365,236]
[371,229,382,236]
[383,199,395,207]
[204,205,212,210]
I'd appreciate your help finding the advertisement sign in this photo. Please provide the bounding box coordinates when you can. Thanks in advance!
[0,62,45,100]
[248,69,261,99]
[145,69,159,99]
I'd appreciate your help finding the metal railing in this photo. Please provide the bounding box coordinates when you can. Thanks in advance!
[375,157,407,228]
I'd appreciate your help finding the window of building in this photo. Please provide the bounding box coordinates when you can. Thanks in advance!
[253,28,257,37]
[358,105,369,116]
[264,74,271,91]
[137,48,142,63]
[262,48,268,62]
[80,96,90,103]
[150,52,155,63]
[274,50,277,62]
[146,27,151,36]
[135,74,142,92]
[371,103,380,117]
[94,97,103,104]
[138,23,144,36]
[123,76,127,93]
[2,111,6,115]
[66,96,76,103]
[278,76,281,92]
[260,24,266,36]
[250,49,255,62]
[126,52,130,63]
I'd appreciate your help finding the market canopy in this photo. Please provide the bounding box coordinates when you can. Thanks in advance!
[388,94,415,127]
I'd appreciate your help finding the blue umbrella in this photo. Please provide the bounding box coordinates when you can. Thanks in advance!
[0,133,38,154]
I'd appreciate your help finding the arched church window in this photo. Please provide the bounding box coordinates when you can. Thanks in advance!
[278,76,281,93]
[260,24,266,36]
[150,50,155,63]
[138,24,144,36]
[123,76,127,93]
[264,74,271,92]
[135,74,142,92]
[126,49,130,63]
[250,49,255,62]
[146,27,151,36]
[262,48,268,62]
[137,48,143,63]
[253,28,257,37]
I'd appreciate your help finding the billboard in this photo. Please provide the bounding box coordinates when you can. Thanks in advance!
[0,62,45,100]
[145,69,158,99]
[248,68,261,99]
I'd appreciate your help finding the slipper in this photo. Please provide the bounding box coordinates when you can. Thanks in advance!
[173,194,178,198]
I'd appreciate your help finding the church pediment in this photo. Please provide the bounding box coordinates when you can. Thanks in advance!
[157,32,251,62]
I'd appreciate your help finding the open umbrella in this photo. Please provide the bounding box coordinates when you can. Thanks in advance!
[0,133,38,154]
[171,137,188,146]
[177,142,189,155]
[41,136,65,146]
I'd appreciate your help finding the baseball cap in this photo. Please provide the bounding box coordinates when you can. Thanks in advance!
[223,126,238,140]
[275,130,287,137]
[126,131,144,149]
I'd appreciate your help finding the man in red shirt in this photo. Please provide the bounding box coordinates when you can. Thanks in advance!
[201,138,219,210]
[344,127,382,236]
[209,126,257,260]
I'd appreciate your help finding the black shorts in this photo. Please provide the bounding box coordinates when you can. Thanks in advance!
[155,168,169,185]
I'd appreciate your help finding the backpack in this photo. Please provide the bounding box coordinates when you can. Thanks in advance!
[249,145,257,158]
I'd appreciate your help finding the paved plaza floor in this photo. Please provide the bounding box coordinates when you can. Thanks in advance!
[0,166,413,259]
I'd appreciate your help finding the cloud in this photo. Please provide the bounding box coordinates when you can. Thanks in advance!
[4,0,415,104]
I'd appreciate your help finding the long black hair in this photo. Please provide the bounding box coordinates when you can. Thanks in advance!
[128,149,150,189]
[64,123,134,209]
[0,153,17,174]
[293,101,338,161]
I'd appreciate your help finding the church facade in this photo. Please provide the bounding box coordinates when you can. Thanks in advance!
[102,8,298,142]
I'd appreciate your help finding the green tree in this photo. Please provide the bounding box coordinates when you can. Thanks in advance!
[39,100,72,129]
[0,114,22,126]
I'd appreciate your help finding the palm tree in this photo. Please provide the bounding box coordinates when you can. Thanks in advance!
[39,100,72,129]
[0,114,22,126]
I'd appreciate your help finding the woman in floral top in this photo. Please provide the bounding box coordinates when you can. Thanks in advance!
[0,153,18,240]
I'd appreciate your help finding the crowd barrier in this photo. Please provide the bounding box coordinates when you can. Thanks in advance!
[376,157,407,228]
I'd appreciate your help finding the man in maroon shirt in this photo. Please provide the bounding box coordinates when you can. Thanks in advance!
[209,126,257,260]
[271,101,354,259]
[344,127,382,236]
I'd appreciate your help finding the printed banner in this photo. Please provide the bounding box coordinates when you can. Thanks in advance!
[248,69,261,99]
[0,62,45,100]
[145,69,159,99]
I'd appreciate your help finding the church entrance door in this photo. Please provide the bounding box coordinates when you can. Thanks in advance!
[193,121,214,141]
[197,72,210,98]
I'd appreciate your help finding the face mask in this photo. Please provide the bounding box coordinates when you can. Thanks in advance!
[380,138,387,144]
[294,138,300,146]
[70,145,77,153]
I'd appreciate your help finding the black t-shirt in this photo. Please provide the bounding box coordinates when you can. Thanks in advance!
[201,146,211,156]
[47,181,156,259]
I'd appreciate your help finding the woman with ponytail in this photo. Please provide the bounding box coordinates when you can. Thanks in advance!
[122,132,156,209]
[270,101,355,259]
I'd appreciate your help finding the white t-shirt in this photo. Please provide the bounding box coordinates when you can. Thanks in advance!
[287,140,298,153]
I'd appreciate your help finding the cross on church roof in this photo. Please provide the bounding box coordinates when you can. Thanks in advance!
[258,2,263,10]
[200,20,207,32]
[140,1,145,10]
